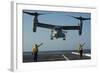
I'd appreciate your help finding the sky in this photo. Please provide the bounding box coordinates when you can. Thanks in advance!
[22,10,91,52]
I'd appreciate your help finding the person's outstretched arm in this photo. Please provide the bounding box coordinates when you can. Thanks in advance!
[82,42,86,47]
[37,43,43,47]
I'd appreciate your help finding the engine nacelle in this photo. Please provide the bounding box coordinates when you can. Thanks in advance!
[33,23,37,32]
[79,23,83,35]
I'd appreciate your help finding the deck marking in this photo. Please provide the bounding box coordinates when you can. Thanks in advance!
[62,54,69,60]
[71,52,91,57]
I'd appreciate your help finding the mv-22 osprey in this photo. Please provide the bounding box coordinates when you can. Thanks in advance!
[23,11,90,40]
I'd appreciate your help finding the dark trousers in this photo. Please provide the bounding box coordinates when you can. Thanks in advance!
[34,52,38,62]
[80,50,83,58]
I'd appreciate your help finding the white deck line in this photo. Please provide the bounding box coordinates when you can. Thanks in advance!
[62,54,69,60]
[71,52,91,57]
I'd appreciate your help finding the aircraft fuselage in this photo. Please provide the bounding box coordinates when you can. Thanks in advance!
[51,28,66,40]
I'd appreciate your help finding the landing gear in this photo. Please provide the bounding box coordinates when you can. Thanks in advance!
[51,37,53,40]
[63,37,66,40]
[63,34,66,40]
[51,29,54,40]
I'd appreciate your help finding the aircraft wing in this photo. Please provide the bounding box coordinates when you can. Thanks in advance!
[37,23,59,29]
[62,26,80,30]
[83,18,91,20]
[37,23,80,30]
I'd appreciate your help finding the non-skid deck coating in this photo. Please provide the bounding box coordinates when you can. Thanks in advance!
[23,51,91,63]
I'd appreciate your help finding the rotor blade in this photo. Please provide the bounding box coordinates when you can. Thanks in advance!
[82,18,91,20]
[67,15,80,19]
[38,13,50,15]
[23,11,36,15]
[67,15,91,20]
[23,11,50,16]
